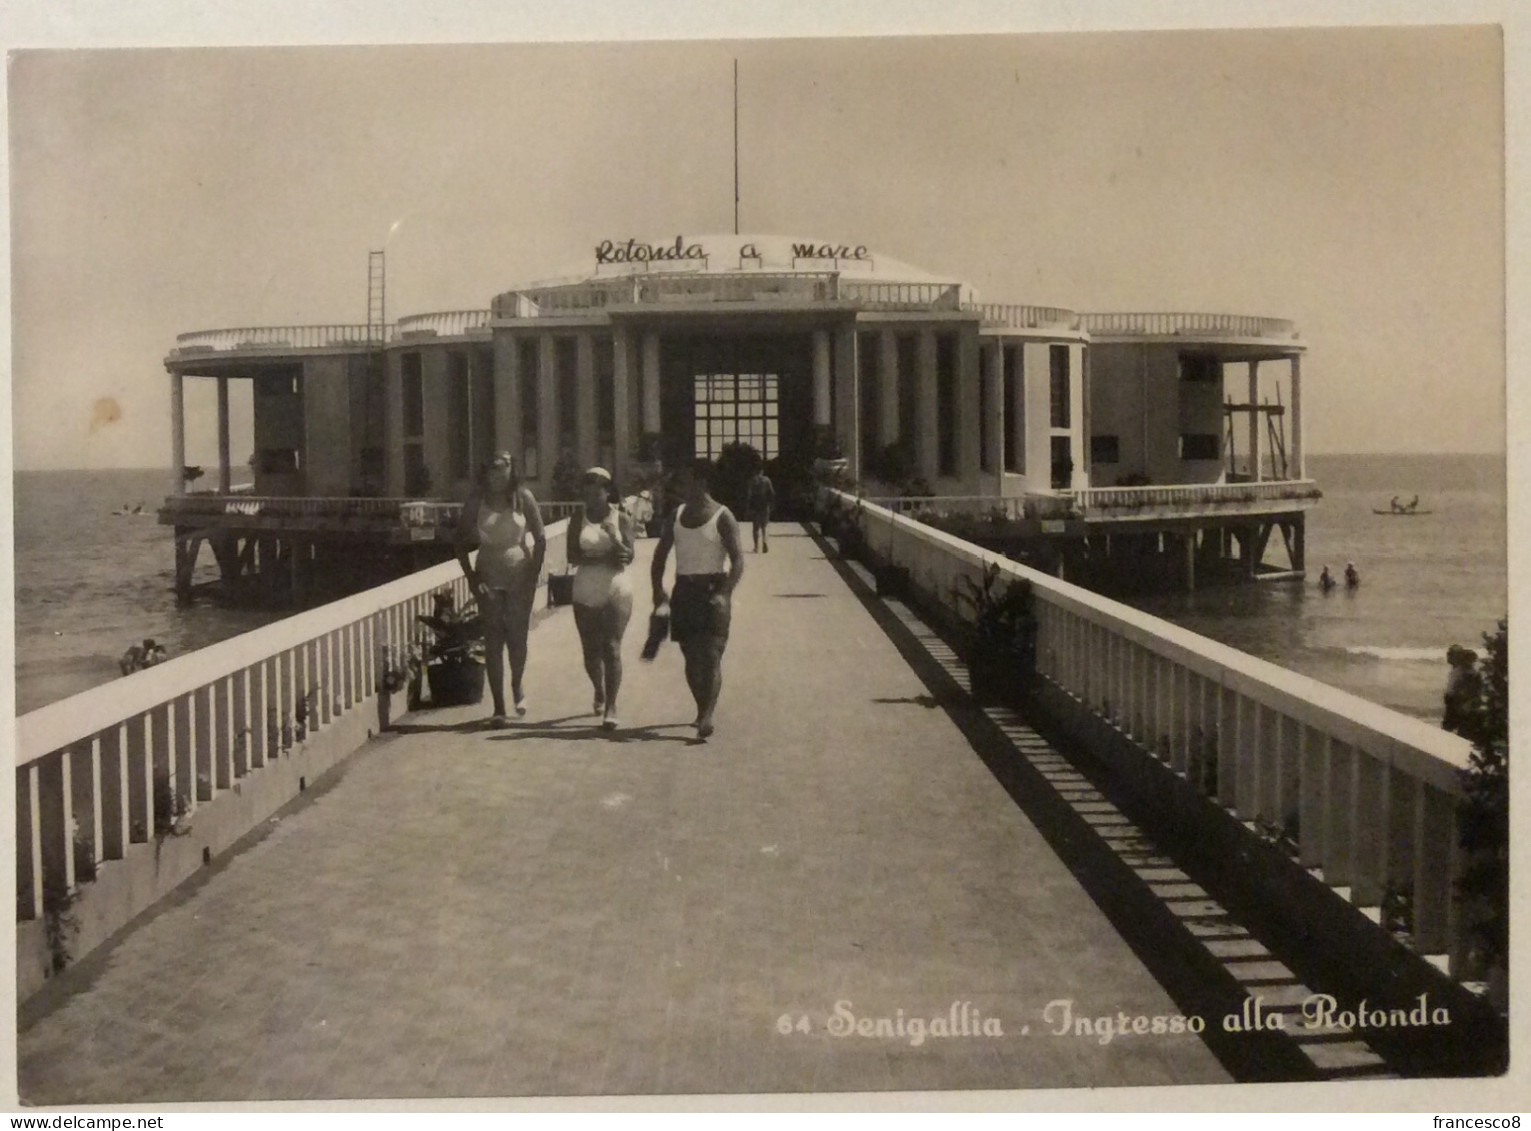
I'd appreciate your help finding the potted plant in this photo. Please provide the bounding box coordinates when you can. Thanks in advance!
[376,642,424,727]
[415,590,486,706]
[957,562,1038,706]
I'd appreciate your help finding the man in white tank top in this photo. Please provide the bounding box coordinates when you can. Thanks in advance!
[650,459,745,740]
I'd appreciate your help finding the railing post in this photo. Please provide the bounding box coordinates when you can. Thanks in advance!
[217,678,235,790]
[1163,661,1182,768]
[1412,783,1455,955]
[74,739,103,877]
[1386,766,1418,924]
[1323,740,1356,888]
[18,764,43,920]
[127,714,153,843]
[192,687,213,801]
[232,670,251,778]
[1350,751,1387,907]
[100,727,128,861]
[38,751,74,897]
[1297,728,1327,868]
[1216,685,1239,810]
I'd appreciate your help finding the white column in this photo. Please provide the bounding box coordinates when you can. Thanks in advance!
[1290,353,1303,480]
[957,328,981,488]
[983,341,1004,489]
[383,352,403,494]
[833,327,859,478]
[537,335,558,486]
[878,330,900,450]
[612,326,632,485]
[641,332,661,436]
[1248,359,1261,482]
[575,332,597,469]
[916,329,939,483]
[170,370,186,497]
[1008,343,1026,476]
[812,329,832,429]
[1070,343,1087,490]
[216,376,231,493]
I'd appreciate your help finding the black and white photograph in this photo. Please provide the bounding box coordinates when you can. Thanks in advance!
[5,1,1521,1112]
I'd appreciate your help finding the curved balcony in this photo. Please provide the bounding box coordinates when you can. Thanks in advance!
[1080,312,1299,341]
[964,302,1081,331]
[393,310,492,339]
[170,324,389,358]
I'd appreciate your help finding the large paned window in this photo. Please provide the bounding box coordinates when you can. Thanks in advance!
[936,333,956,476]
[1049,344,1070,429]
[401,352,426,494]
[518,338,540,479]
[447,351,471,482]
[1004,344,1023,474]
[555,338,578,455]
[694,373,779,460]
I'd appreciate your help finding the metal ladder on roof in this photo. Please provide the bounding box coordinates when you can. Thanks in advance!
[362,250,387,489]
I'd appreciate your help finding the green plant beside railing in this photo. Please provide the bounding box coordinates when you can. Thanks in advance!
[957,562,1038,706]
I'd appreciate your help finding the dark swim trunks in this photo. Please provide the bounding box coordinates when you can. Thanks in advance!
[670,573,731,645]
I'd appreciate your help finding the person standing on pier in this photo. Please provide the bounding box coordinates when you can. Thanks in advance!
[746,464,775,553]
[456,451,546,726]
[567,467,635,730]
[651,460,745,740]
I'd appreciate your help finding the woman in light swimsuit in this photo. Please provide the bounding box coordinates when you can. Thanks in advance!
[455,451,546,726]
[567,467,635,730]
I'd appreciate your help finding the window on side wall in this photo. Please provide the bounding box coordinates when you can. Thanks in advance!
[1179,433,1220,461]
[1090,435,1120,464]
[1179,355,1221,383]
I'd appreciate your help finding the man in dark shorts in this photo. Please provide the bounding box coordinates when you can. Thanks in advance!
[650,460,745,740]
[745,465,775,553]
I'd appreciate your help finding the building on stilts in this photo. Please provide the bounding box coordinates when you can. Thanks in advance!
[159,236,1317,604]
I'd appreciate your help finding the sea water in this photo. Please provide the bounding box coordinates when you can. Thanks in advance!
[1127,453,1507,721]
[10,454,1507,722]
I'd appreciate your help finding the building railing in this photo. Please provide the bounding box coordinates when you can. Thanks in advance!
[834,491,1473,976]
[866,495,1032,520]
[394,310,492,338]
[159,496,586,526]
[15,522,571,928]
[839,280,964,310]
[1062,479,1323,511]
[1080,312,1299,340]
[171,325,389,355]
[963,302,1081,331]
[863,480,1321,521]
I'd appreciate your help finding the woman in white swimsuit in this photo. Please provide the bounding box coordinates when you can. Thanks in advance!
[567,467,635,730]
[455,452,546,726]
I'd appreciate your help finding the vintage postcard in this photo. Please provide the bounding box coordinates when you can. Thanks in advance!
[4,1,1523,1114]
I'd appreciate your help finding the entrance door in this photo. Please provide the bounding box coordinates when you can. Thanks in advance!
[661,333,814,470]
[694,373,779,462]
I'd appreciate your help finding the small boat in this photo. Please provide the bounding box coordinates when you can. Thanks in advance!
[1372,508,1433,516]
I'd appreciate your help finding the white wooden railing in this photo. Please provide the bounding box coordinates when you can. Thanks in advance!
[15,522,570,925]
[836,491,1473,974]
[862,481,1320,522]
[1080,312,1299,340]
[1062,480,1323,510]
[171,325,388,354]
[394,310,492,338]
[159,496,586,527]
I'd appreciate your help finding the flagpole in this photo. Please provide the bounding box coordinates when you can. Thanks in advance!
[733,58,740,235]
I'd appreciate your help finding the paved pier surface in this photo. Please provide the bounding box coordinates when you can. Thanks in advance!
[19,526,1228,1103]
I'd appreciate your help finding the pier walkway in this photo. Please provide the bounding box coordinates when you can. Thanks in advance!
[18,527,1234,1102]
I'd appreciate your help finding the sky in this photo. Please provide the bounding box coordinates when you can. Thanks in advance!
[4,10,1510,470]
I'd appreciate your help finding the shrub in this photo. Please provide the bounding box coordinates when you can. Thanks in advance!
[1452,619,1508,984]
